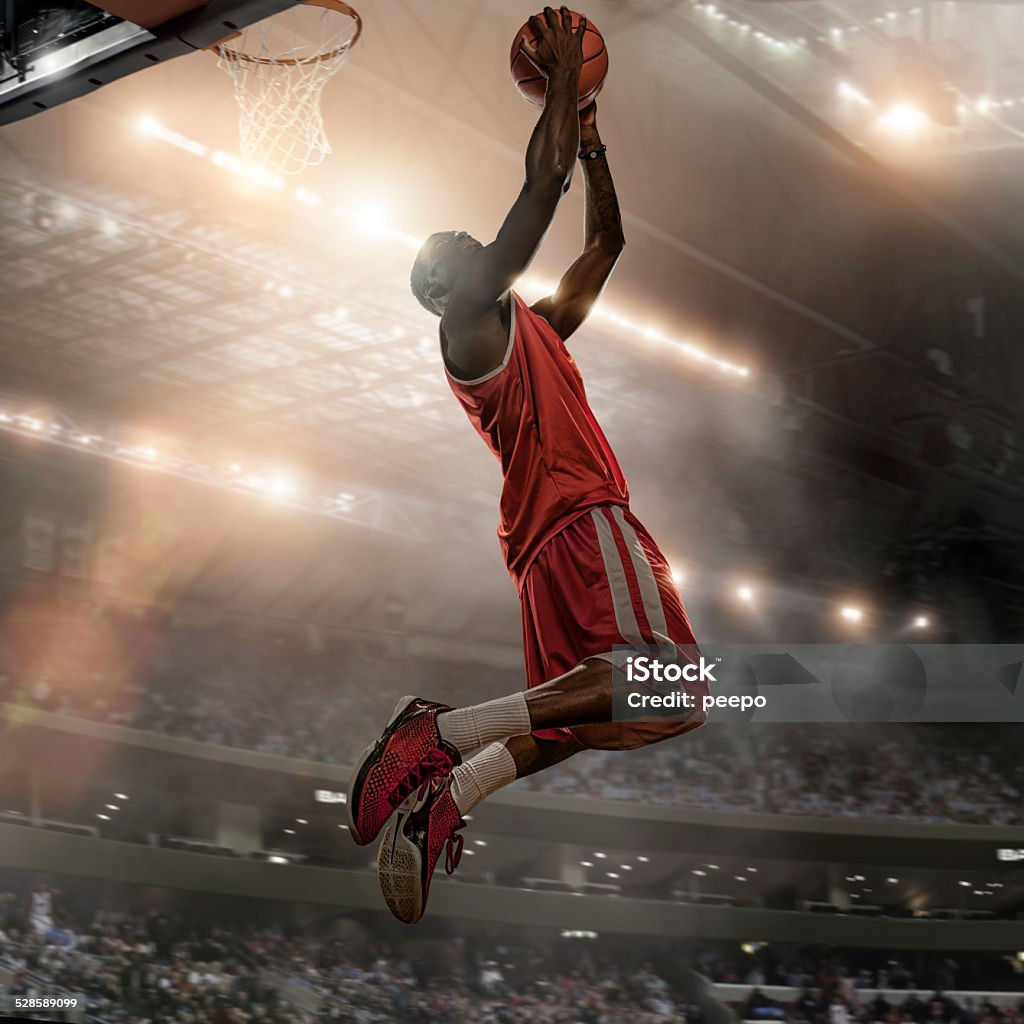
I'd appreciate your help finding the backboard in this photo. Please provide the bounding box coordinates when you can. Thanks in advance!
[0,0,300,125]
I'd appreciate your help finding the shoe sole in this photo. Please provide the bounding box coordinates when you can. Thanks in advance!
[347,696,418,845]
[377,810,425,925]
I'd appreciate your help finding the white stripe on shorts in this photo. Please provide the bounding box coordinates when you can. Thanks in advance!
[590,507,644,649]
[610,506,677,661]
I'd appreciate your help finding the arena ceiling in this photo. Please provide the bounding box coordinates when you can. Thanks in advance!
[1,0,1023,556]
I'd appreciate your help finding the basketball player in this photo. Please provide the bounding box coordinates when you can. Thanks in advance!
[348,6,707,923]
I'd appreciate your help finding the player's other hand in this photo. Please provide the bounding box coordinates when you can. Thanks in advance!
[578,100,597,127]
[521,6,586,77]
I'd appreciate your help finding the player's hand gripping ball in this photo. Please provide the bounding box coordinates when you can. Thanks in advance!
[510,7,608,110]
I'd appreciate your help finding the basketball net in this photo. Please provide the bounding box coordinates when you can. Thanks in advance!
[215,0,362,177]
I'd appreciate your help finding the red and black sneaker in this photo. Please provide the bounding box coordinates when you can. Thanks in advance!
[347,696,461,846]
[376,776,465,924]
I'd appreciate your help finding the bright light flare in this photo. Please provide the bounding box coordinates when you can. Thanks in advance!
[37,53,64,74]
[350,200,389,234]
[212,150,243,174]
[337,201,422,249]
[243,164,284,191]
[139,116,209,157]
[517,276,557,296]
[268,475,296,499]
[135,114,750,379]
[875,102,928,139]
[737,585,755,604]
[912,615,930,629]
[838,81,872,106]
[840,606,864,623]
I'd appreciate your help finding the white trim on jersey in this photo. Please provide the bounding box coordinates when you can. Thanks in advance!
[444,293,517,386]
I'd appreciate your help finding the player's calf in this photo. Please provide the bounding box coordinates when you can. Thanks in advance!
[568,710,708,751]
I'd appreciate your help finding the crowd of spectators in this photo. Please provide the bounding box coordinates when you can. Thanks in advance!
[695,948,1024,1024]
[519,724,1023,825]
[2,877,1024,1024]
[0,884,699,1024]
[696,948,1024,996]
[0,921,307,1022]
[262,930,699,1024]
[1,608,1022,826]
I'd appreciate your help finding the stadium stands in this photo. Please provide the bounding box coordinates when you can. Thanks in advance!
[1,608,1021,826]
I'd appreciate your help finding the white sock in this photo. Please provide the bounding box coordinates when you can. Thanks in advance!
[448,742,518,815]
[437,692,532,756]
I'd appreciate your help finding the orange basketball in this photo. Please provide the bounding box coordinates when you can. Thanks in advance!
[509,10,608,110]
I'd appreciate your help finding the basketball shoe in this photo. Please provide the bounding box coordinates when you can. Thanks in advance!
[347,696,461,846]
[376,775,465,924]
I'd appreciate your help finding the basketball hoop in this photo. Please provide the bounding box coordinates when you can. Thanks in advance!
[214,0,362,176]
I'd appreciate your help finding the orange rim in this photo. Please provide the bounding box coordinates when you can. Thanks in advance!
[216,0,362,66]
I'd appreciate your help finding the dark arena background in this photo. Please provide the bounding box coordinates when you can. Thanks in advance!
[2,0,1024,1022]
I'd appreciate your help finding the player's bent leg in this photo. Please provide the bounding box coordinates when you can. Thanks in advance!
[351,661,607,848]
[353,653,699,848]
[377,734,584,924]
[504,731,587,776]
[521,658,613,732]
[569,709,708,751]
[521,657,707,747]
[434,660,612,748]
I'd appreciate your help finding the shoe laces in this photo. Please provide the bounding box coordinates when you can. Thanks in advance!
[444,830,464,874]
[393,748,454,808]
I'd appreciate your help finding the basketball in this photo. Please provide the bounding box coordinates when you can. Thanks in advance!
[509,10,608,110]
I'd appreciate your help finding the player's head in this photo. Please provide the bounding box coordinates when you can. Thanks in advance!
[410,230,482,316]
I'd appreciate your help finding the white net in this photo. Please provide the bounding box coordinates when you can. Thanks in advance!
[216,1,361,177]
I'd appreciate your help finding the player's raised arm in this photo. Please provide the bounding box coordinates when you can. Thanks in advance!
[531,100,625,341]
[446,7,584,322]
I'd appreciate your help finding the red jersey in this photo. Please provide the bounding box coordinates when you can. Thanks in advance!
[445,290,629,588]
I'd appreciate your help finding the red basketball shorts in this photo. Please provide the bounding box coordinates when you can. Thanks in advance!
[519,504,708,750]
